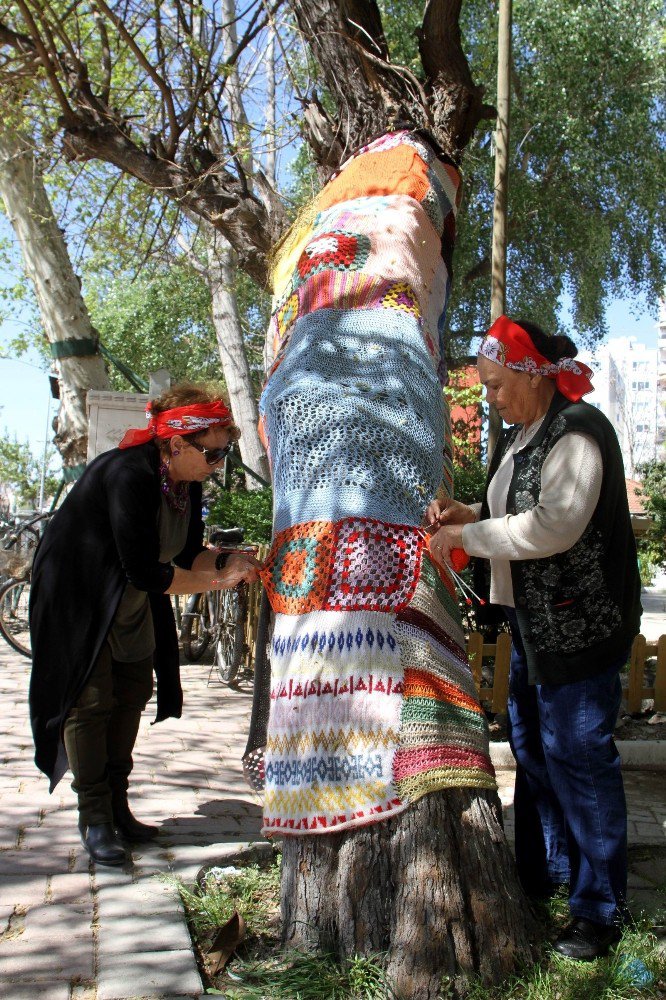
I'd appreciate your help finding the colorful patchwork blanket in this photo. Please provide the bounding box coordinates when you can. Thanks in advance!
[259,130,495,835]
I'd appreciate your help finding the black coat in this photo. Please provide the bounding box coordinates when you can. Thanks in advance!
[29,442,205,790]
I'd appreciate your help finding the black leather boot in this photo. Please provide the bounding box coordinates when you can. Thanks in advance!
[553,917,621,960]
[79,821,127,866]
[112,792,159,843]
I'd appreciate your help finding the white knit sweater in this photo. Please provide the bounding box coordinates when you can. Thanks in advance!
[461,419,603,607]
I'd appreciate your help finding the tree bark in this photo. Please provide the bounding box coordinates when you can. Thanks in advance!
[0,127,109,470]
[289,0,494,166]
[204,224,270,487]
[281,789,536,998]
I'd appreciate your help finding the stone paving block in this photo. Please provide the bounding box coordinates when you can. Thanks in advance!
[633,823,666,841]
[0,829,19,850]
[19,827,79,851]
[0,903,15,931]
[71,849,96,874]
[97,948,201,999]
[0,939,94,980]
[98,874,180,901]
[23,901,93,936]
[96,883,184,921]
[97,910,194,956]
[93,867,137,888]
[3,984,71,1000]
[0,801,44,829]
[48,871,92,904]
[0,850,73,875]
[0,874,48,907]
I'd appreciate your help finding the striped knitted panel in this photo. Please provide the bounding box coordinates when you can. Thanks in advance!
[393,562,495,800]
[263,609,406,834]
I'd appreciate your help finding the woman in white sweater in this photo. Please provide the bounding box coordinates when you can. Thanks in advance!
[428,315,641,961]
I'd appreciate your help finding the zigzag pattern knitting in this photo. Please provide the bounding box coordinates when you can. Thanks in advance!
[259,130,494,836]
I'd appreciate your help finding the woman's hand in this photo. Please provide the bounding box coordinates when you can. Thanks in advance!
[428,524,465,569]
[212,552,262,588]
[168,553,261,595]
[424,497,477,530]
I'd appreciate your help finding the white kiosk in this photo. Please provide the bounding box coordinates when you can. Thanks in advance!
[86,391,150,463]
[86,371,170,463]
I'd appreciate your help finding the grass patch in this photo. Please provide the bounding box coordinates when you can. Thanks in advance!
[210,951,393,999]
[464,919,665,999]
[169,859,666,999]
[163,857,281,940]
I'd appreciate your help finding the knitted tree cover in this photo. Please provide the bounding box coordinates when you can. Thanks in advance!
[258,130,495,835]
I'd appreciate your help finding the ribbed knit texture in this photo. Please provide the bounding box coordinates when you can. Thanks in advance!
[260,131,494,836]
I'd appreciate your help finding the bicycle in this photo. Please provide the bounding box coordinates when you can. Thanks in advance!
[180,527,254,686]
[0,511,52,658]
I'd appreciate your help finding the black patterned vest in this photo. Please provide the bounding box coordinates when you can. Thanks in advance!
[474,391,642,685]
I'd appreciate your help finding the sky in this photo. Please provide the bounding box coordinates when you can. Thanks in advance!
[0,294,661,460]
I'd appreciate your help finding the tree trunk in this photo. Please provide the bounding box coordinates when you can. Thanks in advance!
[281,789,536,999]
[204,225,270,487]
[0,127,109,470]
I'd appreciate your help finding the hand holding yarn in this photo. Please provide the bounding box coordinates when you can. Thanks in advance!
[450,548,470,572]
[427,524,465,569]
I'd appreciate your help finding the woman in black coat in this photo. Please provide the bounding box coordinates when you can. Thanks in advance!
[29,382,260,866]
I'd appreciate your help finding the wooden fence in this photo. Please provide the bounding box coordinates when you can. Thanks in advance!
[243,576,666,713]
[466,632,666,714]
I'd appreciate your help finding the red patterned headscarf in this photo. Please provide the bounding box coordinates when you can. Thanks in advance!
[478,315,594,402]
[118,400,233,449]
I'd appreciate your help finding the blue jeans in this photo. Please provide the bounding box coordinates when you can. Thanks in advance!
[503,607,628,925]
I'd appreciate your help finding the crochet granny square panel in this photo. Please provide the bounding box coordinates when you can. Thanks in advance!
[260,130,494,836]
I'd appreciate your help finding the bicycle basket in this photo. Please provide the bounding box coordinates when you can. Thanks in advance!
[0,551,32,579]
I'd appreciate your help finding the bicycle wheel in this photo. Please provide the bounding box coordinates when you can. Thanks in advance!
[214,586,247,686]
[0,578,32,658]
[181,592,214,661]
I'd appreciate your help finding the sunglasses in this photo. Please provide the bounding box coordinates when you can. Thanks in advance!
[188,440,233,466]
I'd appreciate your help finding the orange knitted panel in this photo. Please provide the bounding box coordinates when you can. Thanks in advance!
[316,146,430,212]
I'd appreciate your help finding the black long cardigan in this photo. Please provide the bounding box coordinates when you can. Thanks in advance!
[28,442,205,790]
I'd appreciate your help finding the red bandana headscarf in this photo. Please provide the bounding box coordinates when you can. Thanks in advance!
[478,315,594,402]
[118,400,233,449]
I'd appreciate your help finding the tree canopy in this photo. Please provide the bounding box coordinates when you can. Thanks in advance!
[375,0,666,350]
[0,433,58,509]
[1,0,662,365]
[637,459,666,579]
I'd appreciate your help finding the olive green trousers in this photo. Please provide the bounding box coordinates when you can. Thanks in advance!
[63,643,153,826]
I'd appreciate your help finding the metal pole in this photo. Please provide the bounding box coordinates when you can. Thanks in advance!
[488,0,512,458]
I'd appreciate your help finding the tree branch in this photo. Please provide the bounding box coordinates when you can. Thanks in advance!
[13,1,78,125]
[92,0,181,158]
[60,122,276,284]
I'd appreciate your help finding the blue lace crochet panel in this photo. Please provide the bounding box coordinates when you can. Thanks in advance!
[260,307,445,532]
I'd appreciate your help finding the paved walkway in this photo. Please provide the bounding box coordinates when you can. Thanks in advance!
[1,642,665,1000]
